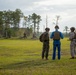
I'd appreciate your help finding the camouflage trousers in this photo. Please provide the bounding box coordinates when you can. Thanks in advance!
[42,41,49,59]
[70,41,76,57]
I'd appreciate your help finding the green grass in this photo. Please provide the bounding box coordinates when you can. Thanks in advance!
[0,38,76,75]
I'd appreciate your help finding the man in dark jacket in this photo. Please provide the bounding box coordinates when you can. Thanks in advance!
[42,27,50,60]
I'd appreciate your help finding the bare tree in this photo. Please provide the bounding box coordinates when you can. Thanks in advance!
[53,15,60,26]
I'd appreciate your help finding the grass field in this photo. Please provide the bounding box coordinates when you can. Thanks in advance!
[0,38,76,75]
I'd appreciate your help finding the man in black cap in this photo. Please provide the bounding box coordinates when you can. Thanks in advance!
[41,27,50,60]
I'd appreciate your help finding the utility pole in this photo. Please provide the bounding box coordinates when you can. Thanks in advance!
[46,15,48,28]
[43,25,45,32]
[43,15,48,32]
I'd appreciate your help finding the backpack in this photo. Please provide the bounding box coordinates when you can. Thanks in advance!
[39,32,49,42]
[73,32,76,45]
[74,32,76,39]
[53,32,60,40]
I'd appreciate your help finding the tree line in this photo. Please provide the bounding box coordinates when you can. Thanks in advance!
[0,9,41,38]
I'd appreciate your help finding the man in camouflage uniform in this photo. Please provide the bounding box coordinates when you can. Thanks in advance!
[42,27,50,60]
[69,27,76,59]
[50,25,64,60]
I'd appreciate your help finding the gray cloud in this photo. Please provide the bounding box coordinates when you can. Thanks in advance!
[0,0,76,31]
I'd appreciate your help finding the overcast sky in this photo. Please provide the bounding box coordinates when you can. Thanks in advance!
[0,0,76,32]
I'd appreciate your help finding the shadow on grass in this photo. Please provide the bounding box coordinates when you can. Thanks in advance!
[0,59,53,70]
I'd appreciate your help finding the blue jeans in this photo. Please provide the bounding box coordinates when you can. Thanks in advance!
[52,44,61,60]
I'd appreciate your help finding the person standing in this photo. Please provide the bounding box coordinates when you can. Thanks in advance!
[50,25,64,60]
[40,27,50,60]
[23,32,27,38]
[69,27,76,59]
